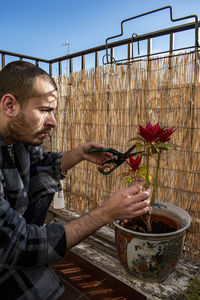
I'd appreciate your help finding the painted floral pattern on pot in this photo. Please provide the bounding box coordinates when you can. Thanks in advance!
[115,229,132,266]
[126,236,183,281]
[115,224,185,282]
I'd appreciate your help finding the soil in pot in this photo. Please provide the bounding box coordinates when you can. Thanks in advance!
[120,214,181,234]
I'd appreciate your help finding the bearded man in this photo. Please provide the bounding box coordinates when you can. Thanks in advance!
[0,61,151,300]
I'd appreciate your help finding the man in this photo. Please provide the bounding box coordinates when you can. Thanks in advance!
[0,61,151,299]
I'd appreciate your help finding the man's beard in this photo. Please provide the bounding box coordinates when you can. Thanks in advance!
[2,112,50,146]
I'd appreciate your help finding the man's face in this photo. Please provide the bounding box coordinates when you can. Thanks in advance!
[5,77,57,146]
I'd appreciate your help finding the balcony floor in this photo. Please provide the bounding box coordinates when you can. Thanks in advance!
[53,251,147,300]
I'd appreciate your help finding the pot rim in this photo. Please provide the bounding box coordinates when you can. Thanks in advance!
[114,202,191,238]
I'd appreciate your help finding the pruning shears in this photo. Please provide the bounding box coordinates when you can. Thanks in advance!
[88,145,143,175]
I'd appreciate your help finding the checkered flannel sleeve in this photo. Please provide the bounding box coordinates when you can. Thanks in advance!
[0,195,66,269]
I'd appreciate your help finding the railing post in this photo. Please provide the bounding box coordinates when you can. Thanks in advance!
[49,63,52,76]
[95,51,99,69]
[147,37,152,58]
[110,47,114,64]
[35,60,39,67]
[169,33,174,69]
[1,53,5,68]
[69,58,73,73]
[169,32,174,54]
[81,55,85,70]
[127,41,133,61]
[69,58,73,86]
[59,61,62,76]
[195,20,199,50]
[146,37,152,121]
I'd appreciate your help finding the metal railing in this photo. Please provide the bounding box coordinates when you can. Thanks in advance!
[0,6,199,76]
[103,5,199,65]
[0,49,49,70]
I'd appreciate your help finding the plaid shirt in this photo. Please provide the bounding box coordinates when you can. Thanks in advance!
[0,136,67,300]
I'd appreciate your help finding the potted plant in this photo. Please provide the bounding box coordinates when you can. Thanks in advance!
[114,122,191,282]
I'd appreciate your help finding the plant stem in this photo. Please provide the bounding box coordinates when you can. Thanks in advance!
[151,149,161,206]
[145,143,150,189]
[142,143,153,233]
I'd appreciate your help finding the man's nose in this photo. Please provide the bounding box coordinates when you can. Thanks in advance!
[45,112,57,127]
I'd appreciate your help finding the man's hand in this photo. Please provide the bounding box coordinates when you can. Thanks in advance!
[101,182,151,223]
[81,142,113,165]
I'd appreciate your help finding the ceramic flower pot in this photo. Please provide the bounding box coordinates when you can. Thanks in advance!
[114,202,191,282]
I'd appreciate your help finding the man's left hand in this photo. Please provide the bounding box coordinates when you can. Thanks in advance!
[82,142,113,166]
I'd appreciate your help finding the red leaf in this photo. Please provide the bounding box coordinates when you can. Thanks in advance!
[126,156,142,171]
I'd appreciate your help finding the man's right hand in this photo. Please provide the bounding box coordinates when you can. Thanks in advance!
[102,182,151,223]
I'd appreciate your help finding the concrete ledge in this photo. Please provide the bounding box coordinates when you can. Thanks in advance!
[47,207,200,300]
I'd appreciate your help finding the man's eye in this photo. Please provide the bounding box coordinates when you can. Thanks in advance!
[40,109,49,113]
[39,109,55,115]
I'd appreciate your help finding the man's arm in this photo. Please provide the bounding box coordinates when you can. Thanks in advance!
[64,183,151,249]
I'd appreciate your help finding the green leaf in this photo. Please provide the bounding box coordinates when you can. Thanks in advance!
[135,142,144,148]
[125,178,134,183]
[137,166,151,181]
[155,142,167,147]
[137,166,147,177]
[155,142,173,150]
[151,144,159,154]
[167,143,180,149]
[155,142,178,149]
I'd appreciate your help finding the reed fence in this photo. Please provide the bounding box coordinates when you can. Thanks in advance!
[47,52,200,263]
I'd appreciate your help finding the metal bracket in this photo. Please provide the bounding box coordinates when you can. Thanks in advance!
[103,5,199,65]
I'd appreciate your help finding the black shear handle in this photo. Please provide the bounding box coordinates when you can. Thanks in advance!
[88,147,124,175]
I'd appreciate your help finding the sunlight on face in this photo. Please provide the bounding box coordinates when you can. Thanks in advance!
[5,77,58,145]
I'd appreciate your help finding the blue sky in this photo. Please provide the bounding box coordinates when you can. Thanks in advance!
[1,0,200,71]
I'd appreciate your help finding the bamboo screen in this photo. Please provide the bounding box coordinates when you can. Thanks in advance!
[49,52,199,262]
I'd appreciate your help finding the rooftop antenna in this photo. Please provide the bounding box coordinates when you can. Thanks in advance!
[61,40,71,74]
[62,40,70,55]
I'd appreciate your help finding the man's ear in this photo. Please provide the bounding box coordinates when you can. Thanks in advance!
[0,94,20,118]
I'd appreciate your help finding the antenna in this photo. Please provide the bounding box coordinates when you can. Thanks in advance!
[61,40,71,75]
[61,40,70,55]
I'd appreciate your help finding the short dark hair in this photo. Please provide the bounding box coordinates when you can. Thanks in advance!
[0,60,57,105]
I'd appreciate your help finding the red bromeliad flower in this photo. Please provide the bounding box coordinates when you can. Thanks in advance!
[158,127,176,142]
[138,122,164,143]
[126,156,142,171]
[138,122,175,143]
[121,122,177,232]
